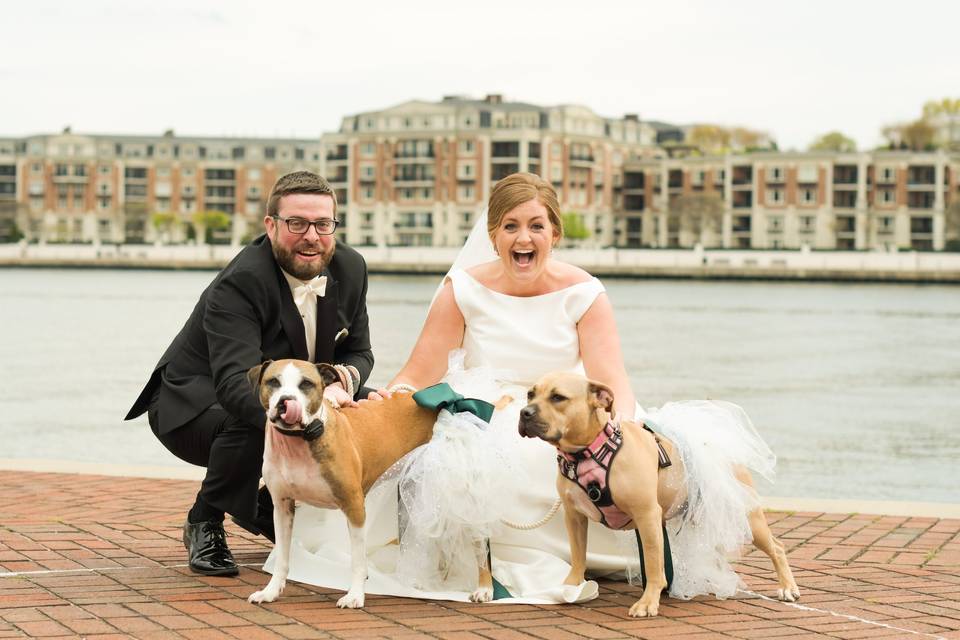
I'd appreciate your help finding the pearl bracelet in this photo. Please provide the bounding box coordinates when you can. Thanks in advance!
[387,383,417,394]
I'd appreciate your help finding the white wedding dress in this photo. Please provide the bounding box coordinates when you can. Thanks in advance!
[264,267,777,603]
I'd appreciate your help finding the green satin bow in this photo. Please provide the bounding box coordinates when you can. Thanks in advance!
[412,383,495,423]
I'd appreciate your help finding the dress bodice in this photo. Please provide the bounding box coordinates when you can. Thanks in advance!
[448,269,605,387]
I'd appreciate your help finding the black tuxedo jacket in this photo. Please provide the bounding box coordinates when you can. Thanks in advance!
[125,234,373,435]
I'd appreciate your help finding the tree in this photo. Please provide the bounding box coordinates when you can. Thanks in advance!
[923,97,960,149]
[670,193,725,245]
[809,131,857,152]
[687,125,731,154]
[946,200,960,252]
[686,124,772,154]
[191,210,231,244]
[560,211,590,245]
[151,211,178,244]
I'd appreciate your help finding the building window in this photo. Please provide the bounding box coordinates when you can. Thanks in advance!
[767,166,784,182]
[800,216,816,232]
[361,143,375,156]
[877,166,896,183]
[459,140,475,154]
[800,188,817,204]
[765,188,784,205]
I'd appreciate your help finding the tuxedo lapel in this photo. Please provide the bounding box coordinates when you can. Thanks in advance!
[315,278,338,365]
[276,265,309,361]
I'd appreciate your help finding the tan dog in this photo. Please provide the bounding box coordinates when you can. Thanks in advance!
[519,371,799,617]
[245,359,494,608]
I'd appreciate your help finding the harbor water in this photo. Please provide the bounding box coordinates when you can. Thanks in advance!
[0,268,957,503]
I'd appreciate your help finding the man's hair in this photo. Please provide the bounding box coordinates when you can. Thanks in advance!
[266,171,338,217]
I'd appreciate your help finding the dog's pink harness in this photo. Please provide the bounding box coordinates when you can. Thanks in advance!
[557,421,671,530]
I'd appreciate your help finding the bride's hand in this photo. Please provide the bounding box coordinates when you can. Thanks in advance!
[367,388,391,401]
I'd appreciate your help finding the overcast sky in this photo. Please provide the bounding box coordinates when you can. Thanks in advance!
[3,0,957,151]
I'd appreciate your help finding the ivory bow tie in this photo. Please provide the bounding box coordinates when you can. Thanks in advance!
[293,276,327,309]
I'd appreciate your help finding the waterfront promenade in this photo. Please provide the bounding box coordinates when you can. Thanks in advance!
[2,243,960,282]
[1,464,958,639]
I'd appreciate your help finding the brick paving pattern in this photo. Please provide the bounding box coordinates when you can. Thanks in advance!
[1,470,958,639]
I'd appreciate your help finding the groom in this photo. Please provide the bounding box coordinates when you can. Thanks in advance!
[125,170,374,576]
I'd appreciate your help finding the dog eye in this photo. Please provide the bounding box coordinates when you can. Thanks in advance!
[299,379,316,391]
[265,377,280,388]
[550,393,566,403]
[526,389,535,401]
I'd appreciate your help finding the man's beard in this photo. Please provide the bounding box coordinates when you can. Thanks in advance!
[271,235,335,280]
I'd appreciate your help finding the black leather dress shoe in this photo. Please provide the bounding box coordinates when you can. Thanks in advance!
[182,519,239,576]
[231,512,275,543]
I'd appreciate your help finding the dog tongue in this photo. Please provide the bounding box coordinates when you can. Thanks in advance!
[280,399,303,425]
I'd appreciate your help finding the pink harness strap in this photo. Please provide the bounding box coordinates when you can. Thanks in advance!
[557,421,672,530]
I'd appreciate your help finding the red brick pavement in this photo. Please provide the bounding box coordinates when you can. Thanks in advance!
[1,470,958,639]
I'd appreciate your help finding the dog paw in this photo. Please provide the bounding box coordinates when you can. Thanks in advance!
[628,598,660,618]
[777,585,800,602]
[469,587,493,603]
[248,581,284,604]
[337,590,365,608]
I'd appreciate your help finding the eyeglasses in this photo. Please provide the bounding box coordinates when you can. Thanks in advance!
[272,216,339,235]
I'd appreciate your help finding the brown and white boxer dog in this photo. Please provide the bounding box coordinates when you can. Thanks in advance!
[519,371,799,618]
[245,359,495,609]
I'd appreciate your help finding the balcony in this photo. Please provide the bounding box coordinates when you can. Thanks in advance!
[732,166,753,187]
[907,192,935,209]
[492,142,520,158]
[491,164,520,181]
[327,146,349,161]
[667,170,683,189]
[833,165,858,185]
[623,195,645,211]
[732,191,753,209]
[732,216,751,233]
[835,215,856,234]
[833,191,857,209]
[907,165,935,186]
[623,171,645,190]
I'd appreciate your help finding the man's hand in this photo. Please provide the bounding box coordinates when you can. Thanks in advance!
[323,383,357,408]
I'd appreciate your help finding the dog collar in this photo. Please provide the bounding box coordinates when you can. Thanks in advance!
[273,418,325,441]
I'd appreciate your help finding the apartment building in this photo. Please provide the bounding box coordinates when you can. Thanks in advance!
[318,94,665,248]
[620,151,959,251]
[0,129,320,244]
[2,96,957,251]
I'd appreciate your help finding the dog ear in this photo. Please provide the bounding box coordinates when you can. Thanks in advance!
[246,360,272,391]
[315,363,342,388]
[588,381,615,411]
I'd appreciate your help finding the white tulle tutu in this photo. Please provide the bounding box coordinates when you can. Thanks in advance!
[642,400,776,600]
[394,353,520,591]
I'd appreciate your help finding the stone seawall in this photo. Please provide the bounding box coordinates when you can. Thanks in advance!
[2,243,960,282]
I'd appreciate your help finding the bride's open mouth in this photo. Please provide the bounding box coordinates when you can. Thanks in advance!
[512,249,535,267]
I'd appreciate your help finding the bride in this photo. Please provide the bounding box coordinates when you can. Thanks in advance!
[264,172,776,603]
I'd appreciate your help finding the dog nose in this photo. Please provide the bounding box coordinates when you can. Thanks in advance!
[276,395,296,413]
[520,405,538,420]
